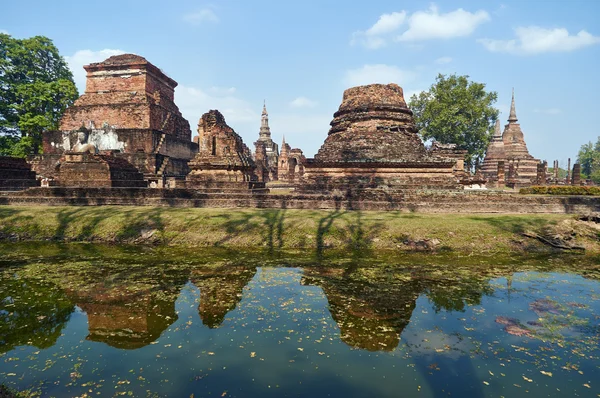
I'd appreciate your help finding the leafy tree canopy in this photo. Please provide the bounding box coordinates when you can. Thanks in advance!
[576,136,600,183]
[409,74,499,170]
[0,33,78,156]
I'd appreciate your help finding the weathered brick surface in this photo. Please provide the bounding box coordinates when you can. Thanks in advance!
[60,54,190,140]
[1,188,598,214]
[303,84,460,192]
[36,54,198,183]
[481,92,539,187]
[0,156,38,190]
[187,110,257,187]
[57,153,146,188]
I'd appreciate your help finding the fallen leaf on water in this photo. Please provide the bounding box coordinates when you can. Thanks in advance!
[250,352,256,358]
[540,371,552,377]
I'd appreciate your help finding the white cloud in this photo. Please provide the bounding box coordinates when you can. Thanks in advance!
[176,85,257,127]
[396,5,490,42]
[534,108,562,115]
[435,56,453,64]
[65,49,126,93]
[367,12,407,36]
[208,86,237,96]
[351,12,406,49]
[0,29,8,34]
[183,8,219,25]
[350,6,489,49]
[404,89,424,101]
[290,96,318,109]
[343,64,417,87]
[478,26,600,55]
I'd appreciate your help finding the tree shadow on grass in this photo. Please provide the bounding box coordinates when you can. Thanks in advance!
[468,215,556,235]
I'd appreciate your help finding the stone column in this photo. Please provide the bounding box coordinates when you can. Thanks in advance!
[566,158,571,184]
[536,162,547,185]
[497,161,505,187]
[572,164,581,186]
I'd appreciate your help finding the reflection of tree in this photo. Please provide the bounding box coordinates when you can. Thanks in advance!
[191,266,256,329]
[0,276,74,354]
[302,268,421,351]
[425,281,494,313]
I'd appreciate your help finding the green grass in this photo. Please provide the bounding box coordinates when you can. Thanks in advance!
[0,205,592,254]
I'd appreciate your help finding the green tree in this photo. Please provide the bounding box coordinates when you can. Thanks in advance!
[0,33,78,156]
[409,74,499,170]
[576,136,600,183]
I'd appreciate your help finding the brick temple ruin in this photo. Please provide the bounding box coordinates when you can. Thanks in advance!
[186,110,262,190]
[480,90,540,188]
[0,53,597,213]
[300,84,461,193]
[30,54,198,187]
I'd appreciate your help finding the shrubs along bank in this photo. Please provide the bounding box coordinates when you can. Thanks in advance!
[0,206,599,254]
[520,186,600,196]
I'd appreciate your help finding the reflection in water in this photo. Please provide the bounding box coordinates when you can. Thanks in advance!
[303,268,420,351]
[68,267,189,349]
[0,243,599,398]
[191,266,257,328]
[0,275,74,354]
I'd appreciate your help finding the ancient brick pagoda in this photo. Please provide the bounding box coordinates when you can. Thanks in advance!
[253,102,279,182]
[187,110,260,189]
[301,84,460,192]
[277,136,305,183]
[34,53,198,186]
[481,90,540,187]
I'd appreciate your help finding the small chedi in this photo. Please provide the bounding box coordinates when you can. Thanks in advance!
[301,83,460,192]
[187,110,259,188]
[0,156,38,190]
[57,126,145,188]
[480,90,540,187]
[34,54,197,186]
[253,103,279,182]
[277,137,305,183]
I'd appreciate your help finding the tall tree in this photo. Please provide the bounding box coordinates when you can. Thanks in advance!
[576,136,600,182]
[409,74,499,170]
[0,33,78,156]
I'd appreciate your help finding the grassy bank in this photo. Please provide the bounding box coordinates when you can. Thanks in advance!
[0,205,598,254]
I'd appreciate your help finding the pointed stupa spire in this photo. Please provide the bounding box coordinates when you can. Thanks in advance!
[508,88,518,123]
[282,134,286,146]
[259,100,271,140]
[494,118,502,139]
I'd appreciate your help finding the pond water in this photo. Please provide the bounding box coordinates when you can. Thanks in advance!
[0,243,599,397]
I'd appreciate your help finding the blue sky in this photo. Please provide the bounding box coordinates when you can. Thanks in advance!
[2,0,599,167]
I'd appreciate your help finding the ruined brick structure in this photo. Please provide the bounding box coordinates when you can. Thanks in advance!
[0,156,38,190]
[58,151,146,188]
[33,54,197,185]
[480,120,506,186]
[572,164,582,186]
[187,110,260,189]
[253,141,269,182]
[254,102,279,181]
[481,90,540,188]
[301,84,460,192]
[277,137,306,183]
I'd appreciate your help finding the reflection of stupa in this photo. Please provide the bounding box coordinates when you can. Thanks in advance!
[191,266,256,329]
[65,269,188,349]
[302,268,421,351]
